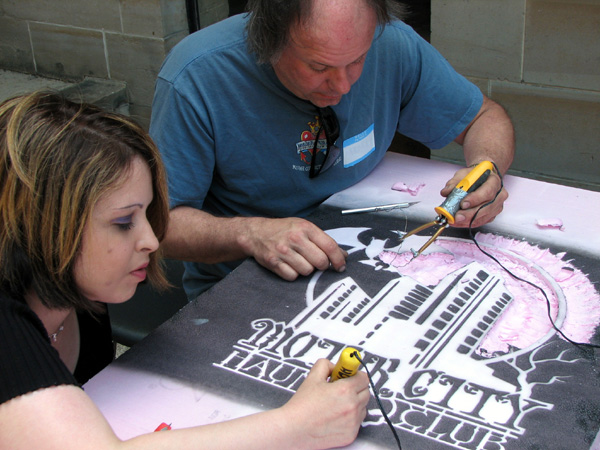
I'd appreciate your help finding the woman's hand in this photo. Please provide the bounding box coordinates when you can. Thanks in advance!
[278,358,370,449]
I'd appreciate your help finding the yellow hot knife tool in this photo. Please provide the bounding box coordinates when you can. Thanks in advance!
[402,161,495,258]
[330,347,362,381]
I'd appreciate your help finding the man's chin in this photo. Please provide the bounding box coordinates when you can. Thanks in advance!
[311,94,342,108]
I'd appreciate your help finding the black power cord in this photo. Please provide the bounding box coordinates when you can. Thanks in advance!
[352,351,403,449]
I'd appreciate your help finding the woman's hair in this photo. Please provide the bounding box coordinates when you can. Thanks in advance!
[0,91,169,312]
[246,0,407,64]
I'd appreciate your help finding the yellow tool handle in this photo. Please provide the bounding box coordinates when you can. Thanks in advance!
[330,347,361,381]
[456,160,494,192]
[434,161,494,224]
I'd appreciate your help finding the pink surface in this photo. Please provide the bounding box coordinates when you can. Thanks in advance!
[85,154,600,448]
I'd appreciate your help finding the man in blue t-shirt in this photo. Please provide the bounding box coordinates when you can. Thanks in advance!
[150,0,515,301]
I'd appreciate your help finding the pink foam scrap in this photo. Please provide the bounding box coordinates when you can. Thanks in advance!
[535,218,565,231]
[391,181,426,196]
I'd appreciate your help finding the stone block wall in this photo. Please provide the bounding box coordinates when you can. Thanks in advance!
[430,0,600,191]
[0,0,228,128]
[1,1,597,190]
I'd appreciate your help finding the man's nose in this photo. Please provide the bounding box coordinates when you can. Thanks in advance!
[328,68,352,95]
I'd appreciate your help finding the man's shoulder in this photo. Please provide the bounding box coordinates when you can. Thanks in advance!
[159,15,250,81]
[376,19,425,48]
[369,20,440,70]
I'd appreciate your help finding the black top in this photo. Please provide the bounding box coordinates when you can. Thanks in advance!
[0,293,114,405]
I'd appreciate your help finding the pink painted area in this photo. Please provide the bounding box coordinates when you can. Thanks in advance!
[391,181,425,196]
[379,233,600,356]
[379,251,465,287]
[536,218,565,231]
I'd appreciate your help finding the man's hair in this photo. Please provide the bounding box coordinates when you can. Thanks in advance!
[246,0,407,63]
[0,91,170,312]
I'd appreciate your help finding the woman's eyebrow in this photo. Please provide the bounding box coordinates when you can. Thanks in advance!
[115,203,144,211]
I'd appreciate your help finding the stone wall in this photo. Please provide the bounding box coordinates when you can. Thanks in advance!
[1,0,598,189]
[0,0,228,129]
[430,0,600,191]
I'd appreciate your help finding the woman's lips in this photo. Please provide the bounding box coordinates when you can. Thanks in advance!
[131,263,148,281]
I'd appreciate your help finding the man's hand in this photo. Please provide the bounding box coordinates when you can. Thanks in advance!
[237,217,347,280]
[440,166,508,228]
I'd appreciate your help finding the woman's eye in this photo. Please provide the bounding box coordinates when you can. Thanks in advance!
[117,222,134,231]
[114,214,134,231]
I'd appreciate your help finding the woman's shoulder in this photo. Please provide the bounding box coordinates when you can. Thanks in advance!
[0,292,77,406]
[0,292,47,335]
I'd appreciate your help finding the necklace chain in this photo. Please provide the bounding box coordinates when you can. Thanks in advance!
[49,322,65,342]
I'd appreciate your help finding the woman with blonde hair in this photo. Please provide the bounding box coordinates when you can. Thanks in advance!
[0,91,369,450]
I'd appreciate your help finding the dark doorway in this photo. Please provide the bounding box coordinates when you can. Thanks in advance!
[228,0,246,17]
[402,0,431,41]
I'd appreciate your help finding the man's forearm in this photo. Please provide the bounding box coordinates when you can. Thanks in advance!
[456,96,515,175]
[162,207,348,280]
[161,206,250,263]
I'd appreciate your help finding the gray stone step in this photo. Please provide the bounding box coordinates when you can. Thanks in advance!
[0,70,128,114]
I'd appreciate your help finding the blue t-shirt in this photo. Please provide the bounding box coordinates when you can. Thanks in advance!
[150,14,483,299]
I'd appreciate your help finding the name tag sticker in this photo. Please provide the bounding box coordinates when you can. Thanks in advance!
[342,124,375,168]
